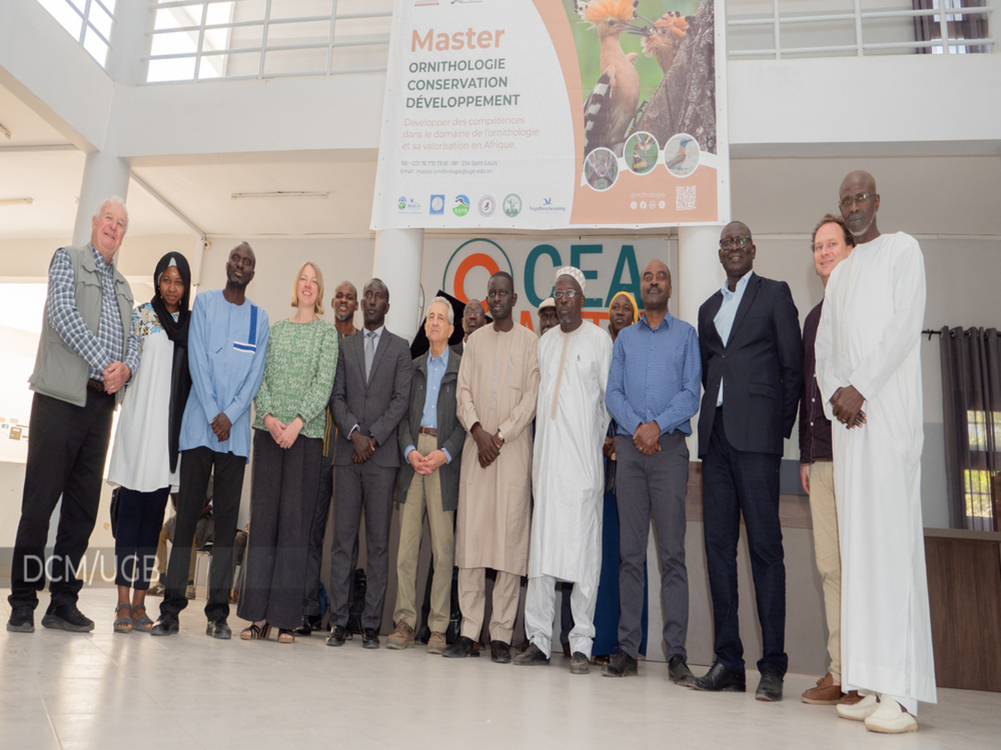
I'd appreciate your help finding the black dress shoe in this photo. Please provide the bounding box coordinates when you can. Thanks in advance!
[307,614,323,632]
[294,615,313,637]
[150,614,180,637]
[512,642,549,666]
[206,619,231,639]
[362,627,380,649]
[689,661,746,692]
[40,603,94,633]
[326,625,346,647]
[442,635,480,658]
[601,651,639,677]
[755,668,784,702]
[490,640,511,664]
[668,654,695,686]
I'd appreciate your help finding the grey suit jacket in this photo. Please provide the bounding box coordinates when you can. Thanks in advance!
[396,348,464,511]
[330,327,413,468]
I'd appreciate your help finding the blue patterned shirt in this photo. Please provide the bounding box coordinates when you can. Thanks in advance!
[46,245,140,382]
[606,310,701,437]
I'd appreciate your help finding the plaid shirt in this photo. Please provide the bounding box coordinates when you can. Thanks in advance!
[46,245,140,382]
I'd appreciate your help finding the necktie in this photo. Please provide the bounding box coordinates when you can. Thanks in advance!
[365,331,376,381]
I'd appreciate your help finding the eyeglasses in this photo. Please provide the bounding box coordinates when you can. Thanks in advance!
[839,192,873,209]
[553,289,580,300]
[719,236,751,250]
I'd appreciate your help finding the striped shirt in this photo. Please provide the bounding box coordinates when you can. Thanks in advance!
[46,245,140,382]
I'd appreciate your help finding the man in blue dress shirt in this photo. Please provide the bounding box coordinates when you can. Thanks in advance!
[603,258,701,681]
[151,242,269,639]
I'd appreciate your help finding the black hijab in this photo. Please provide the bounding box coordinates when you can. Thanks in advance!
[151,252,193,473]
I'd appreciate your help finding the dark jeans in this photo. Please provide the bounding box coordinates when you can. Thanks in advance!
[702,407,787,676]
[9,390,114,610]
[115,487,170,589]
[159,446,244,622]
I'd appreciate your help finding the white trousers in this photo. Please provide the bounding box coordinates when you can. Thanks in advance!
[524,574,597,659]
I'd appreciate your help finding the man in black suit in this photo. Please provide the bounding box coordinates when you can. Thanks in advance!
[689,221,803,702]
[326,278,412,649]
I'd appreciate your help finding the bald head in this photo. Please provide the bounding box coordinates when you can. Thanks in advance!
[640,258,671,313]
[839,170,880,244]
[333,280,358,323]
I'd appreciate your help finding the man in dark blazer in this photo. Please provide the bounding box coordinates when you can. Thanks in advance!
[689,221,803,702]
[326,278,412,649]
[386,297,465,654]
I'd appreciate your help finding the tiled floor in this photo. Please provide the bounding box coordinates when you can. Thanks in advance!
[1,588,999,750]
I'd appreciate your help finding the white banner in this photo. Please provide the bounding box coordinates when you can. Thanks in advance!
[372,0,729,230]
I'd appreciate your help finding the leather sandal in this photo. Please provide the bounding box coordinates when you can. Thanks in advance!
[113,604,133,634]
[131,604,154,632]
[240,622,272,640]
[277,628,295,644]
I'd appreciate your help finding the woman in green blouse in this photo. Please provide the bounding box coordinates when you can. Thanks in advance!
[238,261,338,643]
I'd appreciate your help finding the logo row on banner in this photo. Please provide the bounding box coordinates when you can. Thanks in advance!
[373,0,730,230]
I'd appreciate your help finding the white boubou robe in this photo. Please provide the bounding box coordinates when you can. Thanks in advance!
[530,322,612,584]
[815,231,937,713]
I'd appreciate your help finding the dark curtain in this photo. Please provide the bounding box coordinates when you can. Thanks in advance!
[913,1,991,54]
[940,326,1001,531]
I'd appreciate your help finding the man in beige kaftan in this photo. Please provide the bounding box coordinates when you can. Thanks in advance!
[443,272,539,663]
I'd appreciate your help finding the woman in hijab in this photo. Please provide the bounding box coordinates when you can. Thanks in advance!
[592,291,649,662]
[107,252,192,633]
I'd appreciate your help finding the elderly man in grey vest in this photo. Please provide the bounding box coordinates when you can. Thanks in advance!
[7,197,139,634]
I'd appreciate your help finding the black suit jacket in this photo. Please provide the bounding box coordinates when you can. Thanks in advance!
[697,273,803,458]
[330,327,413,468]
[396,348,464,511]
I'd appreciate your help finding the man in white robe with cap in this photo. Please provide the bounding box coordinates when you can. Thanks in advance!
[815,170,936,733]
[513,266,612,674]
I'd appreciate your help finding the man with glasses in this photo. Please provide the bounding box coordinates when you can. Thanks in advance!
[601,258,701,681]
[814,171,936,732]
[514,267,612,674]
[689,223,802,701]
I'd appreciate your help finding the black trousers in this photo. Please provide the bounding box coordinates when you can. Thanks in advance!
[238,430,321,630]
[115,486,171,589]
[702,407,788,676]
[9,390,114,610]
[303,455,334,616]
[159,446,245,622]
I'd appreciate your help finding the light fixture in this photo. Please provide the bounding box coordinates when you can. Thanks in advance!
[0,122,10,139]
[0,198,33,206]
[231,191,328,199]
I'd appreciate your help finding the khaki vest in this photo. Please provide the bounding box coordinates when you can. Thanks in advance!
[29,245,134,407]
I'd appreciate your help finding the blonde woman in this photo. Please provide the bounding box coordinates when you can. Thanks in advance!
[238,262,338,643]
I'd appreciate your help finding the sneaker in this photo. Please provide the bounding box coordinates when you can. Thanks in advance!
[7,604,34,633]
[185,584,196,600]
[147,582,165,596]
[801,672,844,705]
[40,603,94,633]
[427,631,447,655]
[386,620,415,650]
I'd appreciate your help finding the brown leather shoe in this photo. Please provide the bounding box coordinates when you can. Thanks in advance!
[839,690,864,706]
[386,620,414,650]
[801,672,844,705]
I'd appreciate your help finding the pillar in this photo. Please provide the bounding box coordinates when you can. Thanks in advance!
[372,228,425,343]
[72,150,131,247]
[677,224,725,457]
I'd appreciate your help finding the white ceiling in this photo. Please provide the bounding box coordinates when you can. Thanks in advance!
[2,80,1000,243]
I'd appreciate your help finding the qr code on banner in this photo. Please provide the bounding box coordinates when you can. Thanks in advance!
[676,185,696,211]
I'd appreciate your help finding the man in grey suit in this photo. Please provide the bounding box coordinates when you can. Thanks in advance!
[326,278,412,649]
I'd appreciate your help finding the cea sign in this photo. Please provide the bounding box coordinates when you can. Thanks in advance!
[442,238,644,330]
